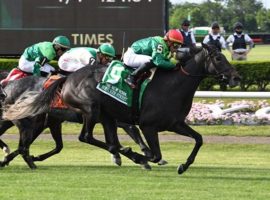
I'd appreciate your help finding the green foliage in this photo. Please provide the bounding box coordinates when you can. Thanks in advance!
[256,8,270,32]
[0,59,58,71]
[233,61,270,91]
[0,58,18,70]
[199,61,270,91]
[170,0,267,32]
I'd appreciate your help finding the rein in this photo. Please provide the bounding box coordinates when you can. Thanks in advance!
[179,47,231,78]
[180,66,206,77]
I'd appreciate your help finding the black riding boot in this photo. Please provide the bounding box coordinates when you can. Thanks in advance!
[125,62,155,88]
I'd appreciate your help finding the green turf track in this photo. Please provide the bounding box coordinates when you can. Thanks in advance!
[0,141,269,200]
[223,44,270,61]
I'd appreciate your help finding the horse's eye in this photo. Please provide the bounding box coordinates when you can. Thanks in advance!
[216,56,222,61]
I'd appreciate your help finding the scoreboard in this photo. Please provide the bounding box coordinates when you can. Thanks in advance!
[0,0,168,56]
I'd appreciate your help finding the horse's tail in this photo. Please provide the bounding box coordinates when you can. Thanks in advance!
[2,77,67,120]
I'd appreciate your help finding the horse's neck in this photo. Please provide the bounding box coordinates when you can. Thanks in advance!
[183,49,207,75]
[171,49,208,98]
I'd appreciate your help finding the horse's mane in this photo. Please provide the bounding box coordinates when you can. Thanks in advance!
[68,63,108,83]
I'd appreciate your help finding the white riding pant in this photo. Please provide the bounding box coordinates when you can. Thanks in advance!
[58,48,92,72]
[123,48,151,69]
[18,55,55,73]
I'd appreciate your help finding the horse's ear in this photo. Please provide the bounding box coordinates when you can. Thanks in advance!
[201,42,209,49]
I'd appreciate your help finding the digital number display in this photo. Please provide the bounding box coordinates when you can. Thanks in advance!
[0,0,167,56]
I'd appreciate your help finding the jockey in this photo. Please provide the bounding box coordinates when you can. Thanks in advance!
[58,43,116,75]
[0,36,70,86]
[124,29,183,88]
[20,35,71,76]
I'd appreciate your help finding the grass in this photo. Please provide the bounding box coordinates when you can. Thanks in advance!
[1,46,269,199]
[222,44,270,61]
[2,122,270,137]
[0,140,269,200]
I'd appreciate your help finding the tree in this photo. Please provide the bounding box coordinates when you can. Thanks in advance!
[224,0,263,32]
[169,0,265,33]
[256,9,270,32]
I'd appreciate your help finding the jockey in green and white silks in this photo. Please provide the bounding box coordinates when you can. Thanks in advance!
[58,43,116,74]
[19,36,71,76]
[123,29,184,88]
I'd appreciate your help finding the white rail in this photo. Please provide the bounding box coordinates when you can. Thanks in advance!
[194,91,270,98]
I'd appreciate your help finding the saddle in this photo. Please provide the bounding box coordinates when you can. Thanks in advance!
[97,60,157,122]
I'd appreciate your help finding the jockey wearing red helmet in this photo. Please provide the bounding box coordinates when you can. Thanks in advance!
[164,29,184,44]
[124,29,183,88]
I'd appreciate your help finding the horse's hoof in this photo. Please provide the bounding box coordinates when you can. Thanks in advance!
[78,135,85,143]
[120,146,132,154]
[177,164,186,174]
[157,159,168,166]
[0,157,9,167]
[29,163,37,170]
[141,162,152,170]
[142,149,152,158]
[3,146,10,156]
[0,161,7,167]
[111,155,122,166]
[25,158,37,169]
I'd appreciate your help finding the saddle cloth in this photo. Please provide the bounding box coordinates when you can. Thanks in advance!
[43,75,68,109]
[96,60,155,107]
[0,68,30,86]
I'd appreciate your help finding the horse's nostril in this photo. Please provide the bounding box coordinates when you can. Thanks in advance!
[0,94,7,99]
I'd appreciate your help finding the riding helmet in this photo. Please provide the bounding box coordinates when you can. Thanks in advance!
[52,36,71,49]
[164,29,184,44]
[98,43,116,57]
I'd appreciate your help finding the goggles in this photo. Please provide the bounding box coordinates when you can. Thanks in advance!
[103,54,114,61]
[172,42,181,49]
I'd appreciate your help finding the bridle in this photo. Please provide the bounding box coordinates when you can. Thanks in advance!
[180,47,232,79]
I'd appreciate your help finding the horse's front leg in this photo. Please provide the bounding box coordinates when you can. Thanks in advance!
[118,122,152,157]
[14,118,37,169]
[101,115,150,169]
[80,117,122,166]
[172,122,203,174]
[140,126,162,163]
[0,149,19,167]
[32,117,63,162]
[79,115,111,150]
[0,120,14,159]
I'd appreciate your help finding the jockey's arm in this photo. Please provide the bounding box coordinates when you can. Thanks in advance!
[152,52,175,69]
[33,56,48,76]
[150,40,175,69]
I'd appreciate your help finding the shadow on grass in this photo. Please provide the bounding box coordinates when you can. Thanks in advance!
[2,164,270,181]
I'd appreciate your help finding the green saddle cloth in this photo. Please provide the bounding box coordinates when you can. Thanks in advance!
[96,60,151,107]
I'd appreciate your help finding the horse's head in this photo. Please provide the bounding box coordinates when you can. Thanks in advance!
[202,43,241,87]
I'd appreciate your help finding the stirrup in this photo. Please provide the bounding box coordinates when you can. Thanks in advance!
[124,76,136,89]
[124,78,136,89]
